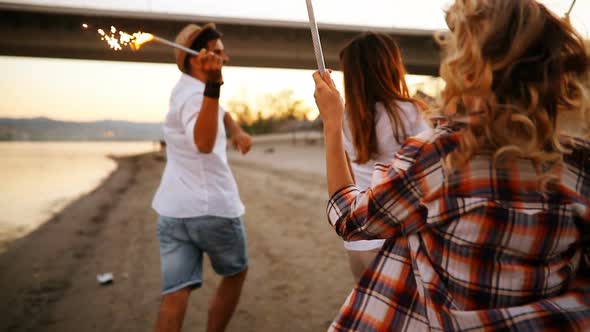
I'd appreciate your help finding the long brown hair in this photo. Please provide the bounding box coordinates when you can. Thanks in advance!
[340,32,426,164]
[438,0,590,190]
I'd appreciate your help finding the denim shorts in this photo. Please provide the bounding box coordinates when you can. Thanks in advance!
[157,215,249,295]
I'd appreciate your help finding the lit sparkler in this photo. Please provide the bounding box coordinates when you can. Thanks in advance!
[83,23,199,55]
[94,25,154,51]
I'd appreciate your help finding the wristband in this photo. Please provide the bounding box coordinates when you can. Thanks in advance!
[204,81,223,99]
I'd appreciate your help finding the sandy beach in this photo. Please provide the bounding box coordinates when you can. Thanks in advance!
[0,137,354,332]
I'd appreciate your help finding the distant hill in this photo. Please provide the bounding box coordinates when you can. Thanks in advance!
[0,117,163,141]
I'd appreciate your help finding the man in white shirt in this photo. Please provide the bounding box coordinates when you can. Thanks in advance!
[152,23,252,332]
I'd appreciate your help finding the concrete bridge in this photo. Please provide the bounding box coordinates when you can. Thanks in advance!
[0,3,441,76]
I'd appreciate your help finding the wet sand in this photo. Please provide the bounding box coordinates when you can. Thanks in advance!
[0,139,353,332]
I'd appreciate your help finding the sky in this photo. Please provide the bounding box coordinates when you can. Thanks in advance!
[0,0,588,123]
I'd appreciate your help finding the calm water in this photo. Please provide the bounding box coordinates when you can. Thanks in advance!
[0,141,156,252]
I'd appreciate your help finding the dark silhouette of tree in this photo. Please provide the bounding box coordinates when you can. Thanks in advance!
[227,89,313,135]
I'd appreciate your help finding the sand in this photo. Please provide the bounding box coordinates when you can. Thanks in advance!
[0,139,354,332]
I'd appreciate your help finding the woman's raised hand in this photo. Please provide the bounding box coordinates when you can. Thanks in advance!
[313,70,344,131]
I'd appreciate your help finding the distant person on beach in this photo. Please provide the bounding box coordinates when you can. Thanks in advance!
[151,23,252,332]
[338,32,430,281]
[313,0,590,330]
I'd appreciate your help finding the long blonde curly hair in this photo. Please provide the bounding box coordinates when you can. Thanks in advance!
[438,0,590,190]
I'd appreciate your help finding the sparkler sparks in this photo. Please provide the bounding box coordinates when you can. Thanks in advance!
[94,25,154,51]
[85,24,198,56]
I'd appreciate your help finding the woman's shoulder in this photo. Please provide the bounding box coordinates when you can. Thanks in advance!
[376,100,420,116]
[392,124,462,171]
[375,100,423,129]
[413,124,462,152]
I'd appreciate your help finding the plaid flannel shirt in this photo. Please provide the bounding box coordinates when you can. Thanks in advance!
[327,124,590,331]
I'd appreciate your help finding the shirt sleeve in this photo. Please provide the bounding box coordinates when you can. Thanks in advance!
[179,92,204,147]
[326,135,434,241]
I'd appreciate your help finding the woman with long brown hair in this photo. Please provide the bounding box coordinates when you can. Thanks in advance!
[313,0,590,330]
[338,32,430,280]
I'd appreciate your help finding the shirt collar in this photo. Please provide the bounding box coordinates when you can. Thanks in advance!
[180,73,205,90]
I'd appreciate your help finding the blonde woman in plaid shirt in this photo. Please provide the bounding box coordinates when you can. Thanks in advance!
[313,0,590,331]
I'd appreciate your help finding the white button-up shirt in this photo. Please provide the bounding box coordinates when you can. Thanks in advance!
[342,101,431,251]
[152,74,244,218]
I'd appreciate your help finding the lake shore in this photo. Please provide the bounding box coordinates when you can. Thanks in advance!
[0,141,157,254]
[0,139,354,332]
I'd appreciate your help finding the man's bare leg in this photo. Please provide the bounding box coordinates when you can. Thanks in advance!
[154,288,191,332]
[207,269,248,332]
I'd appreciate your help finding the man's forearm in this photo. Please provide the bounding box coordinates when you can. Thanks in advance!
[223,112,242,137]
[194,96,219,153]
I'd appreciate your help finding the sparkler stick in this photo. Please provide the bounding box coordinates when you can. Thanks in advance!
[566,0,577,17]
[151,36,199,56]
[305,0,326,75]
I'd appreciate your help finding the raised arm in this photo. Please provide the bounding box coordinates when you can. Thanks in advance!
[312,71,354,195]
[193,50,224,154]
[194,94,220,153]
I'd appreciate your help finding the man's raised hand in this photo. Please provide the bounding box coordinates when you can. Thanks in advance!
[198,48,224,83]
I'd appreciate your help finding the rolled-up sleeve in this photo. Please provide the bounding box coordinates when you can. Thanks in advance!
[326,136,432,242]
[327,184,360,228]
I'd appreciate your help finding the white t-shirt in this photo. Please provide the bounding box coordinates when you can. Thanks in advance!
[342,101,431,251]
[152,74,245,218]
